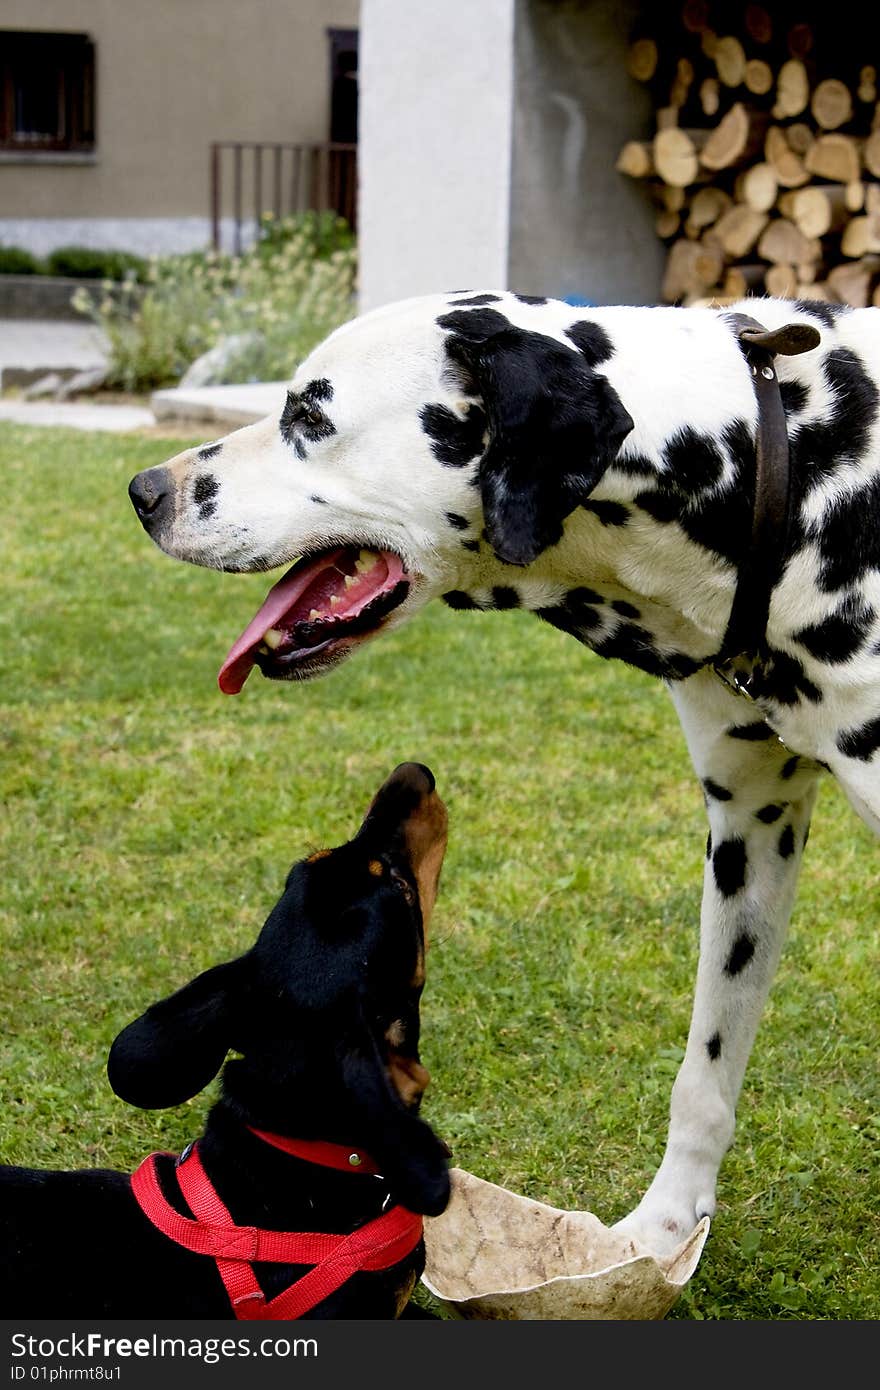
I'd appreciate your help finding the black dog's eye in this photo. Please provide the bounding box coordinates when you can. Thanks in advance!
[390,868,416,906]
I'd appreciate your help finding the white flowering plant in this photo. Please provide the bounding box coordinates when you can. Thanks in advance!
[72,212,357,392]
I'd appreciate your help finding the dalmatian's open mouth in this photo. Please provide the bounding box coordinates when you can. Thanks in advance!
[218,547,411,694]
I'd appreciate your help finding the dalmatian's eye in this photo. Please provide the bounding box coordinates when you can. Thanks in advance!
[292,405,325,428]
[280,393,327,439]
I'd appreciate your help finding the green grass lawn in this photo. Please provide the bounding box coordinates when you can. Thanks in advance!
[1,422,878,1320]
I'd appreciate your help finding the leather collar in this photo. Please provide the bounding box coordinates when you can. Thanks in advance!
[715,312,820,694]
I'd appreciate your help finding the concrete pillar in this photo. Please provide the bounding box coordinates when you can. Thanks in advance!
[509,0,663,305]
[358,0,516,311]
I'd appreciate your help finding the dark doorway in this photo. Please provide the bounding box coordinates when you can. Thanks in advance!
[328,28,358,144]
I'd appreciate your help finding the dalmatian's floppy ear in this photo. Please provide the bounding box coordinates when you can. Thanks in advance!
[107,957,246,1109]
[439,309,634,566]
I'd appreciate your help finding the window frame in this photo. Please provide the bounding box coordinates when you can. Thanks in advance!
[0,30,96,157]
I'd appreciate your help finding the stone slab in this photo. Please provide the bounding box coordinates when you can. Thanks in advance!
[0,400,155,432]
[0,318,108,388]
[151,381,287,427]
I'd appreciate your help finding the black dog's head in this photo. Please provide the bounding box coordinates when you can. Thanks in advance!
[108,762,450,1215]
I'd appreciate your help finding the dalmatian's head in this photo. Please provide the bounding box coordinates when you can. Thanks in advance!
[128,292,632,693]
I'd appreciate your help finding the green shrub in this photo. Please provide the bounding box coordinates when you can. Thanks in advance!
[73,212,358,392]
[256,208,355,261]
[0,246,44,275]
[45,246,148,282]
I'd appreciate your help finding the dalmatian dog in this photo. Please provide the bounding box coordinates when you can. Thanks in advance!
[129,291,880,1257]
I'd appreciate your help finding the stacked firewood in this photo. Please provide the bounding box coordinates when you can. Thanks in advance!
[617,1,880,307]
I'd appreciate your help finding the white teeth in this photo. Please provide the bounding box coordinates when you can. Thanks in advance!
[355,549,378,574]
[262,628,285,649]
[344,574,356,590]
[309,608,321,620]
[330,595,341,609]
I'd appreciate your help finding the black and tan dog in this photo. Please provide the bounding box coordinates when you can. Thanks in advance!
[0,762,450,1318]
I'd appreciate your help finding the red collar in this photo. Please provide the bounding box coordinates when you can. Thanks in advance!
[130,1137,422,1320]
[247,1126,383,1175]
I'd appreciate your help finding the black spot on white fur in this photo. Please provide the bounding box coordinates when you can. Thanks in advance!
[793,597,875,663]
[707,1032,722,1060]
[198,443,222,461]
[633,421,754,569]
[193,474,218,519]
[703,778,732,802]
[420,403,487,467]
[565,320,614,368]
[713,839,747,897]
[779,380,809,416]
[193,476,218,504]
[442,591,481,611]
[582,500,630,527]
[448,294,502,307]
[836,716,880,762]
[791,299,850,327]
[778,824,796,858]
[788,349,880,593]
[537,587,603,638]
[728,721,774,741]
[724,930,755,975]
[753,651,822,706]
[611,599,640,619]
[490,586,520,610]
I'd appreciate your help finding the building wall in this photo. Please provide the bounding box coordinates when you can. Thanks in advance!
[358,0,663,313]
[0,0,358,248]
[509,0,663,305]
[358,0,515,311]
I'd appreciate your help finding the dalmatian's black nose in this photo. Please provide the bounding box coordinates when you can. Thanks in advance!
[129,468,173,534]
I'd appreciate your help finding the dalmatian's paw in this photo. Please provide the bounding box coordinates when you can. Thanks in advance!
[612,1190,713,1262]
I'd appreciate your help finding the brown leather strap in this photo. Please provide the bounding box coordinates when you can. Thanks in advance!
[719,312,820,670]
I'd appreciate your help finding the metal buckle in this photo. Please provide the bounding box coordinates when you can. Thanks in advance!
[714,658,794,751]
[713,660,758,701]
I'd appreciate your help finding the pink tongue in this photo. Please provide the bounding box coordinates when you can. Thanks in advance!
[218,549,403,695]
[218,548,349,695]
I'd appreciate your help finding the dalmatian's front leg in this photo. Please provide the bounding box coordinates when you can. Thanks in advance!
[613,669,820,1257]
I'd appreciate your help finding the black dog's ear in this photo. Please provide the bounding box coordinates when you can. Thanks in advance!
[336,1016,450,1217]
[440,309,633,566]
[107,957,245,1109]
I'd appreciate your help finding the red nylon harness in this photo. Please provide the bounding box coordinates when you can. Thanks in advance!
[130,1133,423,1320]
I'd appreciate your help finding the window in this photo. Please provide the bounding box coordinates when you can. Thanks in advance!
[0,30,95,154]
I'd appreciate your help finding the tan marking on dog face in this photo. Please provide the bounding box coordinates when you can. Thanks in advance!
[307,848,331,863]
[387,1050,430,1106]
[368,858,384,877]
[402,790,449,938]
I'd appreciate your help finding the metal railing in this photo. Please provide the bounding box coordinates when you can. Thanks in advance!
[210,141,357,253]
